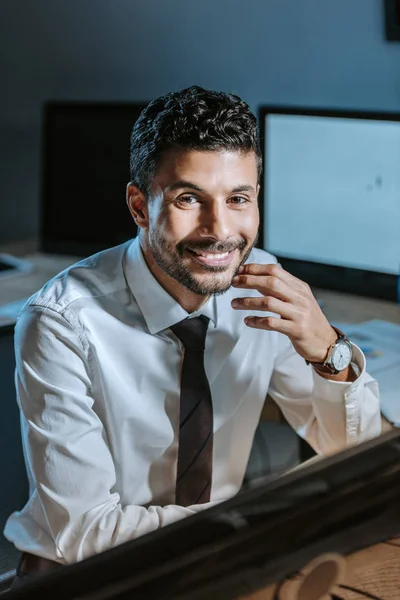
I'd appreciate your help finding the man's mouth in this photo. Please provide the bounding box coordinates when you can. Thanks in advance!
[186,248,235,267]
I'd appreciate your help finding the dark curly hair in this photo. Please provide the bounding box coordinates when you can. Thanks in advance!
[129,85,262,196]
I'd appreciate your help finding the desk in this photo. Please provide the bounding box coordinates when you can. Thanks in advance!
[241,538,400,599]
[313,287,400,325]
[240,456,400,599]
[0,252,81,309]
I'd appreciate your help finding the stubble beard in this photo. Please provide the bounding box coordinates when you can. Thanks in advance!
[147,230,257,296]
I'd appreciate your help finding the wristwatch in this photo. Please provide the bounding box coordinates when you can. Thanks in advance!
[306,326,353,375]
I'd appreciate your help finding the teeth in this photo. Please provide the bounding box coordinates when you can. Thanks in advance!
[202,252,229,260]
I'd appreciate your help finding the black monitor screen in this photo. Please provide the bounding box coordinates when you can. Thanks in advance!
[5,429,400,600]
[40,102,148,257]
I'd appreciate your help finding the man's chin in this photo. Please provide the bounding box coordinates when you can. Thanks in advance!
[186,271,236,296]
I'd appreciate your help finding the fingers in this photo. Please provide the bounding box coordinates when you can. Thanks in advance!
[235,263,310,296]
[244,315,293,334]
[231,296,296,320]
[232,263,335,361]
[233,271,299,303]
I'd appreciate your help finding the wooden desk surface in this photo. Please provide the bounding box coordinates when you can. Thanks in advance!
[313,287,400,325]
[241,538,400,599]
[0,252,81,308]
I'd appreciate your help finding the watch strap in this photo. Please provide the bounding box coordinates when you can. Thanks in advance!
[306,326,348,375]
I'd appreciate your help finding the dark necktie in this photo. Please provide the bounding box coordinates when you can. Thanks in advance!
[170,315,213,506]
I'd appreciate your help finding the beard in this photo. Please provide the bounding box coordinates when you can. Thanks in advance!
[147,229,257,296]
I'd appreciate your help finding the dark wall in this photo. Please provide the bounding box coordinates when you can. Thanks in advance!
[1,0,400,244]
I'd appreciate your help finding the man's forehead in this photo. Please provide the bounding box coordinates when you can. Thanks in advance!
[154,148,258,187]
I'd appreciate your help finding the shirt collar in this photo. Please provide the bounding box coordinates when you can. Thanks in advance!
[123,237,220,334]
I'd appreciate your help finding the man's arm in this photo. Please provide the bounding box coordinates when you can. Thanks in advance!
[231,263,381,454]
[13,305,217,564]
[266,332,381,454]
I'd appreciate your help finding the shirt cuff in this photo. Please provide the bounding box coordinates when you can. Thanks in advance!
[311,343,368,419]
[312,342,365,389]
[309,341,381,448]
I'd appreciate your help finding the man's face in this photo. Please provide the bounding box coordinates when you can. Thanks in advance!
[141,148,259,296]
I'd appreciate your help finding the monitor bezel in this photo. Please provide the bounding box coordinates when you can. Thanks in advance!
[257,105,400,301]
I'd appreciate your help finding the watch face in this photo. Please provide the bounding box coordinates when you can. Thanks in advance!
[332,341,352,371]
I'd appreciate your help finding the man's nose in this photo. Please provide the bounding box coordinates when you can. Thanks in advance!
[198,203,233,241]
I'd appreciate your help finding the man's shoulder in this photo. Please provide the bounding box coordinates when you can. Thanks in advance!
[246,246,278,266]
[25,241,132,314]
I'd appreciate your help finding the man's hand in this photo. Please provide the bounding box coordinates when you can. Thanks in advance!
[231,263,337,364]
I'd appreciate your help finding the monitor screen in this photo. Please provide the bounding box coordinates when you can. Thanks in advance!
[259,107,400,300]
[40,102,148,257]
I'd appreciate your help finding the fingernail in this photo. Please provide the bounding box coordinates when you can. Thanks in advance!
[231,299,239,308]
[232,276,239,285]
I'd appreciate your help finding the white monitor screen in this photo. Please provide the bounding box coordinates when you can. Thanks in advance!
[263,112,400,275]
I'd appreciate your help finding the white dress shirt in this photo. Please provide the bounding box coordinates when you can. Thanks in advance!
[4,237,381,564]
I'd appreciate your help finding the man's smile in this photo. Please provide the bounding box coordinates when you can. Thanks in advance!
[185,248,235,267]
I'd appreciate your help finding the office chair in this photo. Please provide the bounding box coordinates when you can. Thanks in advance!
[0,325,29,592]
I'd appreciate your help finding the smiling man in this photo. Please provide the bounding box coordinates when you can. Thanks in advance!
[5,86,381,582]
[128,147,259,309]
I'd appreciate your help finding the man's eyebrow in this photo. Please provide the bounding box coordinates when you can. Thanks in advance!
[166,180,205,193]
[230,184,256,194]
[166,181,256,194]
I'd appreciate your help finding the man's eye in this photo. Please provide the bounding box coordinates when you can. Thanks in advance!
[178,196,198,206]
[230,196,249,205]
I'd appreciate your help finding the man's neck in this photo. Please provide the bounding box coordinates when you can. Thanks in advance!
[140,242,209,313]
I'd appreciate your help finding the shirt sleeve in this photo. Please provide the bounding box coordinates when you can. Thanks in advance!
[14,304,219,564]
[267,332,382,455]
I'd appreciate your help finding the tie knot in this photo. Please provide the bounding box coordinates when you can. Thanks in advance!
[170,316,210,351]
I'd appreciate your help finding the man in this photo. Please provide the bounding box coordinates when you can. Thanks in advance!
[5,86,381,580]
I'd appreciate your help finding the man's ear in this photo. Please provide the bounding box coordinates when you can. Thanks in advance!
[126,183,148,229]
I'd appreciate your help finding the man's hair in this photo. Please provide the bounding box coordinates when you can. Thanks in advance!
[129,85,262,195]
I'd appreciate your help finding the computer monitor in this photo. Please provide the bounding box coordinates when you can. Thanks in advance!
[7,428,400,600]
[258,106,400,301]
[40,101,148,257]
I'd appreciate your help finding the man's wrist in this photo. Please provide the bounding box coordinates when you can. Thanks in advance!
[304,328,338,364]
[306,326,353,376]
[312,363,357,383]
